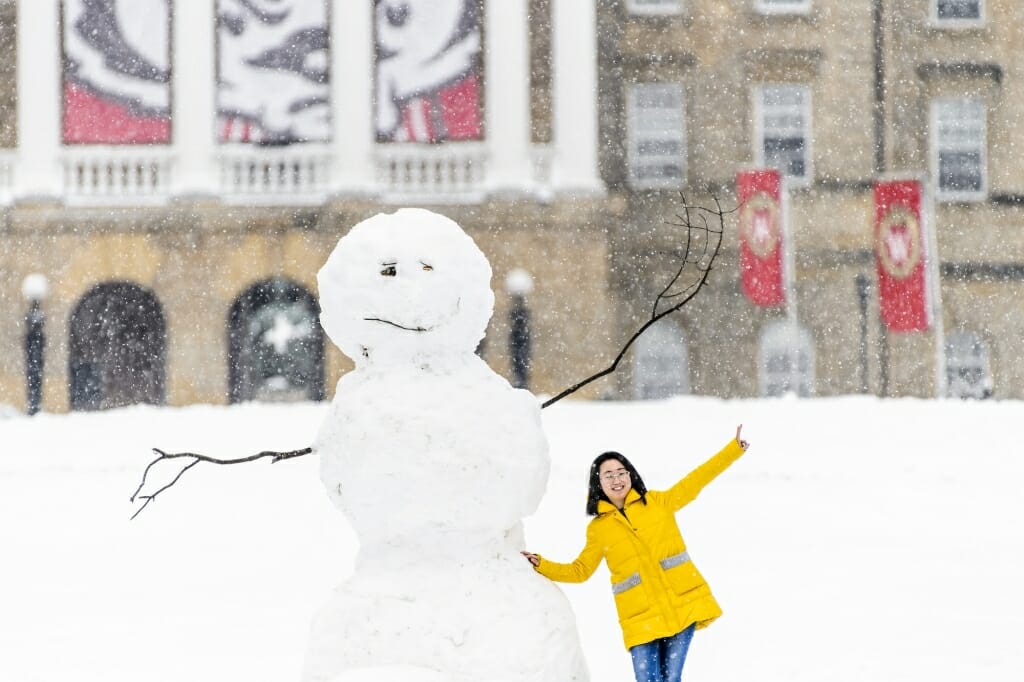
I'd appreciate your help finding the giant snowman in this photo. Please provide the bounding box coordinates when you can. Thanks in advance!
[303,209,589,682]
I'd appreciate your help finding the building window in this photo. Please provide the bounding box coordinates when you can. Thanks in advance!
[932,98,986,201]
[934,0,983,25]
[755,0,811,15]
[228,279,325,403]
[755,84,811,185]
[69,282,166,410]
[627,0,683,15]
[627,83,686,190]
[632,321,689,399]
[758,319,815,397]
[945,331,992,399]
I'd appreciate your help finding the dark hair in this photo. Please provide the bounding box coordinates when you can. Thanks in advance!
[586,451,648,516]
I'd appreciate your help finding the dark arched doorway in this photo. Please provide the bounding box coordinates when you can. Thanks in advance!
[228,278,325,403]
[69,282,166,410]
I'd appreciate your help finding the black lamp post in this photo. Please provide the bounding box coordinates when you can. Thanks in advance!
[505,268,533,390]
[22,274,48,416]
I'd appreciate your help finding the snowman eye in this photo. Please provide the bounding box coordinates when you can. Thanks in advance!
[380,263,397,277]
[386,4,409,27]
[421,262,433,272]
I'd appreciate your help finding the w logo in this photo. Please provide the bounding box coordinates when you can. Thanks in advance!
[877,207,922,280]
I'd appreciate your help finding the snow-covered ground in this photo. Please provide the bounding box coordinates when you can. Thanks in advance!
[1,396,1020,682]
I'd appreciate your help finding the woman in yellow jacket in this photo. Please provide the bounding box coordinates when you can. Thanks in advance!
[522,426,749,682]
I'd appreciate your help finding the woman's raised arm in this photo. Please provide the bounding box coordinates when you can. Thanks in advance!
[662,425,749,512]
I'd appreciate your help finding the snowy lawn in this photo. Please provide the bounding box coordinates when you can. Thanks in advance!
[0,397,1020,682]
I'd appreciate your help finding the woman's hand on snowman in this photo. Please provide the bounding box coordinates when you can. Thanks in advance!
[736,424,750,451]
[521,551,541,567]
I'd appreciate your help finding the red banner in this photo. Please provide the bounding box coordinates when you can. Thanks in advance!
[874,179,931,332]
[62,0,172,145]
[737,169,785,307]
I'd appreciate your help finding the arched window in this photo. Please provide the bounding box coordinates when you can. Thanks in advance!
[945,331,992,399]
[69,282,166,410]
[632,321,689,399]
[228,278,324,403]
[758,319,815,397]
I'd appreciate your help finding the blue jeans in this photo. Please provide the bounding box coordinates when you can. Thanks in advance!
[629,623,696,682]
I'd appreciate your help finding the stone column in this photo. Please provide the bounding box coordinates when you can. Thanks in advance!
[551,0,603,194]
[485,0,533,194]
[331,0,375,194]
[16,0,62,200]
[172,0,217,198]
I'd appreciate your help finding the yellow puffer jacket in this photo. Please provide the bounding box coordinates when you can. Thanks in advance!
[534,439,745,649]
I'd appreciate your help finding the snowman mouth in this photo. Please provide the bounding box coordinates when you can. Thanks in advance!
[364,317,433,332]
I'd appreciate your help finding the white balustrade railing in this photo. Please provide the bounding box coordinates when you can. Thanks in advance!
[62,148,173,204]
[375,143,488,203]
[4,143,560,206]
[218,146,332,204]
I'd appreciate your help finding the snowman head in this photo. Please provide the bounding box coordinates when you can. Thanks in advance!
[317,208,494,366]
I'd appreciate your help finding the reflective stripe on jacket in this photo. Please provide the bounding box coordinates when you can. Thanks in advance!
[534,439,745,650]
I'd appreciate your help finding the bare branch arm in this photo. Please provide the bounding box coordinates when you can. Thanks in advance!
[129,446,313,520]
[651,196,698,318]
[543,195,733,409]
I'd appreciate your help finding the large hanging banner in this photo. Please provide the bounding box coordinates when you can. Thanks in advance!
[737,168,786,307]
[217,0,330,144]
[62,0,172,144]
[375,0,484,143]
[874,178,932,332]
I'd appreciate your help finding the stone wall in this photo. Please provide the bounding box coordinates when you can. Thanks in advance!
[597,0,1024,399]
[0,198,614,411]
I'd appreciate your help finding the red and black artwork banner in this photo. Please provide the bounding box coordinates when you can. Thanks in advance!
[375,0,484,143]
[62,0,172,144]
[217,0,331,144]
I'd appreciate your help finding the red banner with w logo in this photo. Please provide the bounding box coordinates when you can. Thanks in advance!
[874,179,931,332]
[737,169,785,306]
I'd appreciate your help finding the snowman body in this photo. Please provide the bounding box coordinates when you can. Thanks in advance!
[303,209,588,682]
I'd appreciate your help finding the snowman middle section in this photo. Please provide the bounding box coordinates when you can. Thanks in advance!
[309,357,590,679]
[317,354,548,567]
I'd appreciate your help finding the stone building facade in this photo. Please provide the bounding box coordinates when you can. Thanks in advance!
[600,0,1024,400]
[0,0,1021,414]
